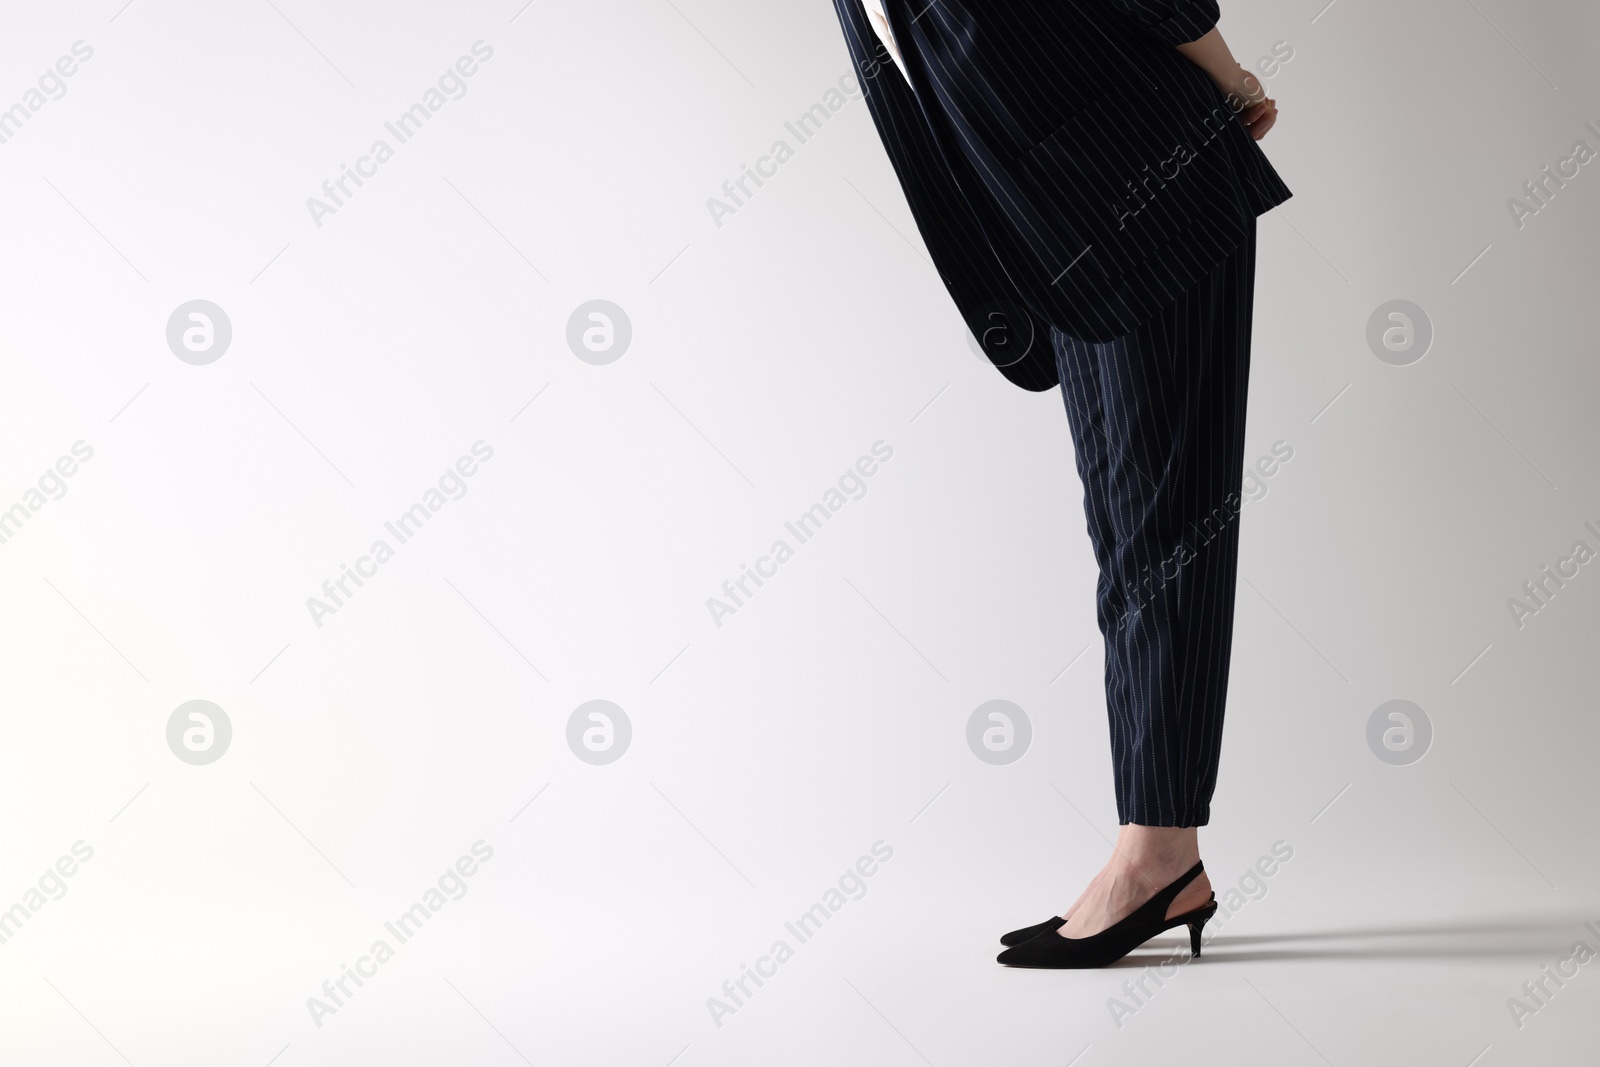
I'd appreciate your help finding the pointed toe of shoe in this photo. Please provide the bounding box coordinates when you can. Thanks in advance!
[998,915,1065,947]
[995,936,1055,967]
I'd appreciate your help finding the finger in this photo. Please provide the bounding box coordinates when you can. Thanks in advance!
[1245,100,1277,126]
[1236,91,1267,113]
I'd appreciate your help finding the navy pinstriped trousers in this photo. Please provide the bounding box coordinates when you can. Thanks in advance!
[1050,219,1257,828]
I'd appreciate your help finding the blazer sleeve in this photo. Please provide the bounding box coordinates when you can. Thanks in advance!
[1105,0,1220,45]
[828,0,1060,391]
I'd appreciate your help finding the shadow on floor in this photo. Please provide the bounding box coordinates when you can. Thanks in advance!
[1110,913,1600,966]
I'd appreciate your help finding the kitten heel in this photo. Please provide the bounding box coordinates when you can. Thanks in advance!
[1186,899,1218,957]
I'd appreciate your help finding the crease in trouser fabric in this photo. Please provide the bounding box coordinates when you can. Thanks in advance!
[1050,222,1257,827]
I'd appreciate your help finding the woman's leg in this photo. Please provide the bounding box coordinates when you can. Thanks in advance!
[1048,221,1258,931]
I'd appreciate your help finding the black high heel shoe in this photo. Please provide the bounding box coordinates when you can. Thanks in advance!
[996,860,1216,968]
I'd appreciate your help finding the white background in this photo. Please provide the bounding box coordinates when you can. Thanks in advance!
[1,0,1598,1064]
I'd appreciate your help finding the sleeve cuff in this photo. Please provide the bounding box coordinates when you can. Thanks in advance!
[1145,1,1220,46]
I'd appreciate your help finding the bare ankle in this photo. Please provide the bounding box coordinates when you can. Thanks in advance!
[1113,825,1201,886]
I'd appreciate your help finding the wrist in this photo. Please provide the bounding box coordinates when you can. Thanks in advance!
[1217,64,1265,108]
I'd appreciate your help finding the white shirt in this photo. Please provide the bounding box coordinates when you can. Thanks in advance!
[860,0,912,86]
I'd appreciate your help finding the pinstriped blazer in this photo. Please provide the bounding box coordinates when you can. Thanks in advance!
[831,0,1292,391]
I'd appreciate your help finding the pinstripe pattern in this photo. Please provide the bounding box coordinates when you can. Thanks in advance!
[1051,217,1256,827]
[831,2,1282,823]
[830,0,1291,391]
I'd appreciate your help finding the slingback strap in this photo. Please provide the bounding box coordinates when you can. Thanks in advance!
[1133,860,1206,923]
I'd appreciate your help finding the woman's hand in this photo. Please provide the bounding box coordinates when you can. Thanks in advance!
[1236,95,1278,140]
[1175,32,1281,141]
[1214,64,1278,140]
